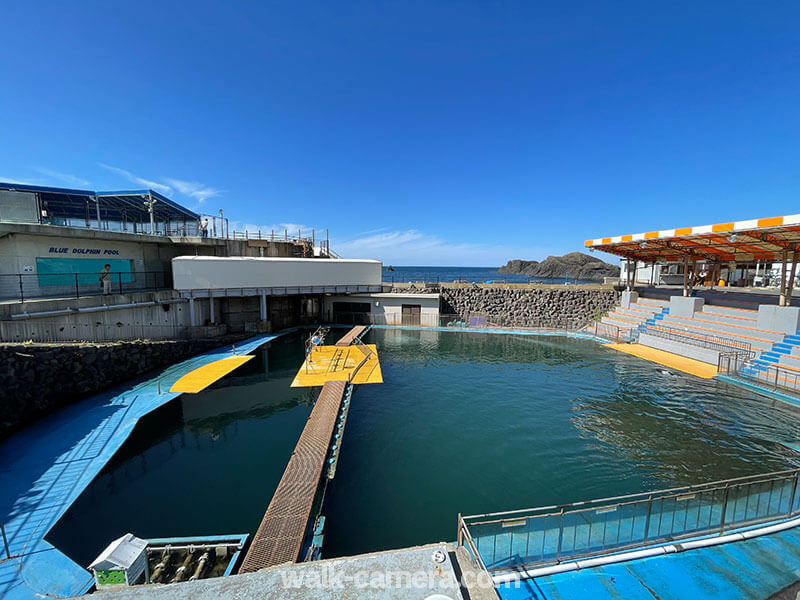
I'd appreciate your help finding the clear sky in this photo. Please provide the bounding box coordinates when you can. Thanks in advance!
[2,1,799,266]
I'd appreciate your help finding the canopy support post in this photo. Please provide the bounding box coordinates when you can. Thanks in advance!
[780,249,789,306]
[682,256,689,296]
[687,257,697,295]
[786,250,798,306]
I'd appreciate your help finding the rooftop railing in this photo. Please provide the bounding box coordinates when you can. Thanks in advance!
[459,468,800,575]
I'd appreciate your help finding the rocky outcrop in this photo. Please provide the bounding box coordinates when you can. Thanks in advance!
[0,337,243,440]
[440,287,619,328]
[499,252,619,281]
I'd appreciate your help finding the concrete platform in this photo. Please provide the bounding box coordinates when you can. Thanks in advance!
[291,344,383,387]
[78,543,485,600]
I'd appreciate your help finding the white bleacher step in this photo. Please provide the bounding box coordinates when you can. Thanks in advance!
[647,325,774,353]
[702,305,759,319]
[696,311,759,327]
[659,314,785,343]
[778,354,800,369]
[614,308,654,321]
[628,303,663,314]
[636,298,669,308]
[637,332,720,365]
[601,316,640,329]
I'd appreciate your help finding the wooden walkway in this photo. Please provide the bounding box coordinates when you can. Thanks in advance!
[335,325,366,346]
[239,327,365,572]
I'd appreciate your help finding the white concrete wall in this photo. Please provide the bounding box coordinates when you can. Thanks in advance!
[172,257,382,290]
[0,291,214,342]
[324,293,440,326]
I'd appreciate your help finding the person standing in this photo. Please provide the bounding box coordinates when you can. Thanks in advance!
[99,264,111,295]
[200,217,209,238]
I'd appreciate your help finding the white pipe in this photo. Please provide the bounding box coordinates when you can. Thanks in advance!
[491,516,800,585]
[76,301,156,313]
[10,308,75,320]
[7,299,180,320]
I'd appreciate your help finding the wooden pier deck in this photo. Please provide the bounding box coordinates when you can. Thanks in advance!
[239,327,366,572]
[335,325,366,346]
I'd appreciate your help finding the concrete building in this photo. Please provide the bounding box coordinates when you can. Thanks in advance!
[0,182,325,303]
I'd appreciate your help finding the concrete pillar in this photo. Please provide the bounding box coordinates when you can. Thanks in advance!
[621,291,639,308]
[209,297,215,324]
[189,297,196,326]
[757,305,800,334]
[669,296,704,318]
[260,293,267,321]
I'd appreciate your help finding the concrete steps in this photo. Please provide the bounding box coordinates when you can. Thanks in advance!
[701,305,759,319]
[602,300,669,332]
[659,314,784,343]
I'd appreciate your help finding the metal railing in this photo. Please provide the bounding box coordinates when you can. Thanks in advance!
[644,324,755,358]
[460,468,800,574]
[15,212,330,250]
[593,322,636,343]
[731,360,800,393]
[0,271,171,303]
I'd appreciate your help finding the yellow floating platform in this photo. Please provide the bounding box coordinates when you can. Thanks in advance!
[291,344,383,387]
[607,343,717,379]
[170,355,254,393]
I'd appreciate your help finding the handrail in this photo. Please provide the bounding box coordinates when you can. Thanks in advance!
[733,360,800,393]
[593,322,636,343]
[460,468,800,573]
[644,323,754,357]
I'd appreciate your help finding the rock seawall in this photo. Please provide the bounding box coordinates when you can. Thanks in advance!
[0,338,241,440]
[439,287,619,328]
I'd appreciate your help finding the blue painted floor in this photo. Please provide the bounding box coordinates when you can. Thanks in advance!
[496,525,800,600]
[0,334,280,600]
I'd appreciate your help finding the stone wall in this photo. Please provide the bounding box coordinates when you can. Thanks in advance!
[0,337,244,440]
[439,287,619,328]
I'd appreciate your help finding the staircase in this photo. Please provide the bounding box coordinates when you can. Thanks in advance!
[600,298,669,331]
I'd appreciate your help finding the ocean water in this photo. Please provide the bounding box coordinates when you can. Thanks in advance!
[382,265,593,284]
[47,329,800,566]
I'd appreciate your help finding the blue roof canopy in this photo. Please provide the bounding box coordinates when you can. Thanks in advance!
[0,182,201,223]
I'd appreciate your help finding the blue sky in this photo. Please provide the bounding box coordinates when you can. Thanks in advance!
[2,1,800,266]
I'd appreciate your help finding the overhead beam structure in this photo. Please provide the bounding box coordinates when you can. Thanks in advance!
[586,213,800,305]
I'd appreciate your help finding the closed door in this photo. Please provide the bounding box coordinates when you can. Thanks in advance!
[401,304,421,326]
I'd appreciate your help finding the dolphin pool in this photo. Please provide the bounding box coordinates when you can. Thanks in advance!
[48,328,800,566]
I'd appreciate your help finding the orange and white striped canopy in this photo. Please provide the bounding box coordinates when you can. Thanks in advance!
[585,213,800,263]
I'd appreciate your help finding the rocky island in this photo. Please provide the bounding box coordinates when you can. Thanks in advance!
[499,252,620,281]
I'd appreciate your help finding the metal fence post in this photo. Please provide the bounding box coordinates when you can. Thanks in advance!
[1,522,10,559]
[18,274,24,303]
[74,272,80,299]
[642,495,653,542]
[556,508,564,562]
[719,484,730,534]
[118,272,122,294]
[789,472,799,515]
[457,514,464,547]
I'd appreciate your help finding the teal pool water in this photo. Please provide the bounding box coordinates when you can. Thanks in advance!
[48,328,800,566]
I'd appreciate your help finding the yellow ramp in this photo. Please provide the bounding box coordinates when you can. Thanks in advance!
[607,343,717,379]
[170,355,254,393]
[291,344,383,387]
